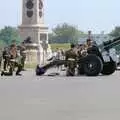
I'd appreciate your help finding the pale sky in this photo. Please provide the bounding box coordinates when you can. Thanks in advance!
[0,0,120,33]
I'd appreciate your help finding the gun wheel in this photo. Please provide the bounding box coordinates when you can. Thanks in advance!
[84,54,103,76]
[101,61,116,75]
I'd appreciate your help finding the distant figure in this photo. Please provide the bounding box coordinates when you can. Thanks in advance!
[52,51,57,60]
[24,37,32,44]
[60,49,65,60]
[55,48,61,71]
[0,48,2,70]
[86,39,93,49]
[60,49,65,70]
[55,48,61,60]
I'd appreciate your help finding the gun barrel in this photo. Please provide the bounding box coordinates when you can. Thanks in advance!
[36,60,66,76]
[103,36,120,50]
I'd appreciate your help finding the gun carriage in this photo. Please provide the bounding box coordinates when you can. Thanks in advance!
[36,36,120,76]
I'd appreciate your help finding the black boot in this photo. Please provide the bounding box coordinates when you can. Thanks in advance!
[1,71,13,76]
[1,71,4,76]
[16,73,22,76]
[16,64,22,76]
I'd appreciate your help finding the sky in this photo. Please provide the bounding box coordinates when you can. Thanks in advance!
[0,0,120,33]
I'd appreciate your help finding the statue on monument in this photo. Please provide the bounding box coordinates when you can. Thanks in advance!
[24,37,32,44]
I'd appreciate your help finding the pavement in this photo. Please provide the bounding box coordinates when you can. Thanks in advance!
[0,68,120,120]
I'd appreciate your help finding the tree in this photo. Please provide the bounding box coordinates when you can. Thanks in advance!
[0,40,6,48]
[49,23,84,44]
[110,26,120,37]
[0,26,21,45]
[109,26,120,51]
[48,33,54,43]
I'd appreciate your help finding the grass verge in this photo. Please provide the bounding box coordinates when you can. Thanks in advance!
[50,43,70,51]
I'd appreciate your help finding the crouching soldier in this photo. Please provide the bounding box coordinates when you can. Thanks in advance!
[65,44,77,76]
[1,44,22,76]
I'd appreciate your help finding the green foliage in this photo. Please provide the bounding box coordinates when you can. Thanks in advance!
[0,26,21,45]
[110,26,120,37]
[0,40,6,48]
[109,26,120,50]
[49,23,85,44]
[25,63,37,69]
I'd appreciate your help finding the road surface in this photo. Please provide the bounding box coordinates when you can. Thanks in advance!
[0,69,120,120]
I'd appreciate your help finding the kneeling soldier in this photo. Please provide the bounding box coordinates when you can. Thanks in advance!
[1,44,22,76]
[65,44,77,76]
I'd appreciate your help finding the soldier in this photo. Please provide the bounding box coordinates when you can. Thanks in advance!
[86,39,92,48]
[2,47,10,71]
[65,44,77,76]
[19,42,26,71]
[56,48,62,71]
[0,47,2,70]
[77,44,88,75]
[60,49,65,71]
[1,44,23,76]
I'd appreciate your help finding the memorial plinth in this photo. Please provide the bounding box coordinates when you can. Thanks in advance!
[18,0,52,65]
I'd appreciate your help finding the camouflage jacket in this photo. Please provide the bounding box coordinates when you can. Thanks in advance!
[65,48,77,61]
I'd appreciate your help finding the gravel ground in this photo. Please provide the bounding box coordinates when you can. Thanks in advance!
[0,69,120,120]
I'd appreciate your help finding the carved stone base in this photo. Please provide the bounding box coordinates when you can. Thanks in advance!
[24,43,52,65]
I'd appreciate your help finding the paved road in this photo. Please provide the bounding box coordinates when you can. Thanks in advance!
[0,69,120,120]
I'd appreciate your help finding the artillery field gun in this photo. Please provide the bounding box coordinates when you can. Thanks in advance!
[36,36,120,76]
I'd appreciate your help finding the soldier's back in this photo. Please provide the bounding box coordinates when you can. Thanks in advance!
[65,48,77,59]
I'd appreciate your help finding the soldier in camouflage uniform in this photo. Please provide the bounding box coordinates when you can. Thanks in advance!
[86,39,93,49]
[77,39,94,75]
[1,44,23,76]
[2,47,10,71]
[0,48,2,70]
[77,44,88,75]
[19,42,26,71]
[65,44,77,76]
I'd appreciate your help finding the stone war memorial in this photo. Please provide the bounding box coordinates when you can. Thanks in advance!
[18,0,52,65]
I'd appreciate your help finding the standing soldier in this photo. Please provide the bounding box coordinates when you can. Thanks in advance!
[2,47,10,71]
[0,47,3,70]
[54,48,61,71]
[86,39,93,49]
[19,42,26,71]
[65,44,77,76]
[86,30,94,49]
[60,49,65,71]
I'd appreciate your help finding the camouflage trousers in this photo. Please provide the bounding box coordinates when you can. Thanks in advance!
[3,58,9,71]
[21,56,26,69]
[1,60,22,76]
[66,59,77,76]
